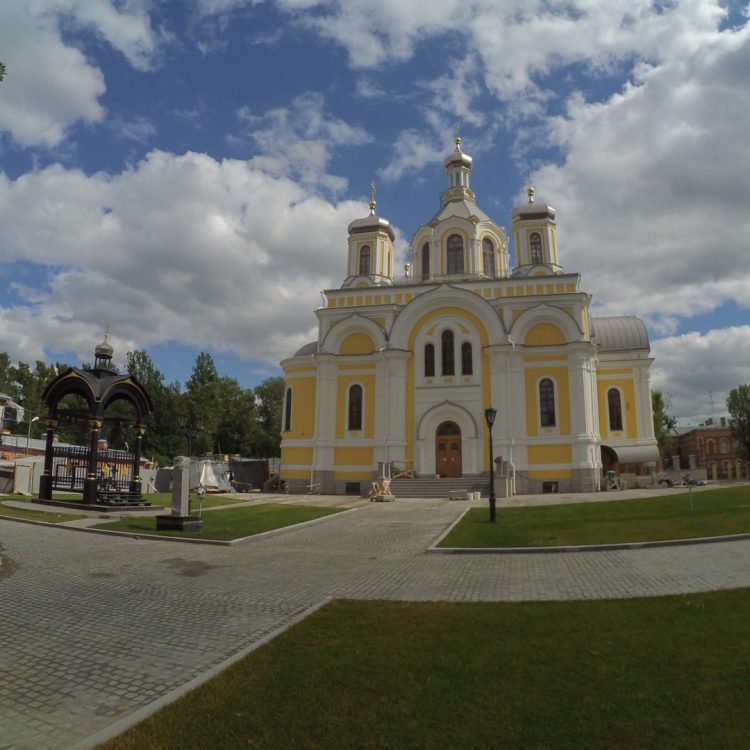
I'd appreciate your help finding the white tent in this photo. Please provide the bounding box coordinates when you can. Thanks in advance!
[191,460,232,493]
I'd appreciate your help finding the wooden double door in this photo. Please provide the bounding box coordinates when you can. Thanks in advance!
[436,421,462,478]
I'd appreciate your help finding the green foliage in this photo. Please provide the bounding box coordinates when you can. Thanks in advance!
[727,384,750,464]
[0,62,5,81]
[126,350,183,465]
[652,389,677,454]
[0,348,282,462]
[253,375,284,456]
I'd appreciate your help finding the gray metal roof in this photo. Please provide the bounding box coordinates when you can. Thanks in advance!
[294,341,318,357]
[591,316,650,352]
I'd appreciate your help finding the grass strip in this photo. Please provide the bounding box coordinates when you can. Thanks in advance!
[98,592,750,750]
[92,503,343,540]
[0,501,87,523]
[440,485,750,547]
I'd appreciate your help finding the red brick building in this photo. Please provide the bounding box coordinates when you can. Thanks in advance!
[669,418,746,480]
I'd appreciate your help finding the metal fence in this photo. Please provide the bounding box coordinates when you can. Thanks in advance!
[50,445,134,493]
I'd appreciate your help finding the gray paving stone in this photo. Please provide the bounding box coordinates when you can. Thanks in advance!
[2,497,750,749]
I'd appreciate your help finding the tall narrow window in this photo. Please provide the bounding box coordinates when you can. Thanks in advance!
[608,388,623,431]
[421,241,430,280]
[529,233,543,264]
[424,343,435,377]
[284,388,292,432]
[461,342,473,375]
[348,384,363,431]
[359,245,371,275]
[441,330,455,376]
[482,237,495,276]
[539,378,556,427]
[446,234,464,275]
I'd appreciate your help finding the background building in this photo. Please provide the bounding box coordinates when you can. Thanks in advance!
[281,140,659,494]
[670,418,746,480]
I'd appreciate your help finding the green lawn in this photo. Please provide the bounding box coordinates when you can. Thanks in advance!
[92,503,344,540]
[0,499,86,523]
[134,492,247,510]
[98,592,750,750]
[440,485,750,547]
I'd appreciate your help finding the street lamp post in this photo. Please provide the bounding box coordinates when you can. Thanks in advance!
[26,416,40,455]
[485,407,497,523]
[178,414,205,458]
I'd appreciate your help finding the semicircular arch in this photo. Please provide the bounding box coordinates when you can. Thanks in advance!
[417,400,480,441]
[390,285,506,350]
[510,303,582,345]
[320,313,386,355]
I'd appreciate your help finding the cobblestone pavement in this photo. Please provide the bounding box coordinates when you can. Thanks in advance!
[2,497,750,749]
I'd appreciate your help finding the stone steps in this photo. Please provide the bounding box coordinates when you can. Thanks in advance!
[389,476,489,498]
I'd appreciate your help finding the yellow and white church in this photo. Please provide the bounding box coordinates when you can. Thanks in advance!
[280,139,659,495]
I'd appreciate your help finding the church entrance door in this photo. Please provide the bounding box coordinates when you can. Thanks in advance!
[436,421,462,477]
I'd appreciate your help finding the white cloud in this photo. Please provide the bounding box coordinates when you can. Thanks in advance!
[651,327,750,424]
[533,19,750,330]
[0,149,371,367]
[0,0,160,148]
[235,92,372,193]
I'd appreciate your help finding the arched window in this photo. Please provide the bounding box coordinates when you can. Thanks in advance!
[530,232,543,264]
[539,378,556,427]
[608,388,623,431]
[284,387,292,432]
[421,241,430,280]
[461,342,473,375]
[720,438,729,454]
[482,237,495,276]
[441,330,455,376]
[359,245,371,275]
[446,234,464,275]
[424,343,435,377]
[348,384,363,431]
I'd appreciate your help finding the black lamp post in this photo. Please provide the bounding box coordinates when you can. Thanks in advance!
[178,414,204,458]
[485,407,497,523]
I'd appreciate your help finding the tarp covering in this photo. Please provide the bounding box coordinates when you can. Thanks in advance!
[191,460,232,492]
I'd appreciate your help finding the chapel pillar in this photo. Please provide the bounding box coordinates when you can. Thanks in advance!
[38,417,58,500]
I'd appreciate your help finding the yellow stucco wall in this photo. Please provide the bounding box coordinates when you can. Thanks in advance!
[597,375,637,438]
[281,446,313,465]
[527,444,573,465]
[340,332,375,355]
[528,469,572,479]
[334,447,374,465]
[284,377,316,439]
[524,322,566,346]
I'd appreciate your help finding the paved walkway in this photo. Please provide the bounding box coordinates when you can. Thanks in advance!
[2,492,750,749]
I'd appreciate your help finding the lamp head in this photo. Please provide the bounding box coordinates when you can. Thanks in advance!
[484,407,497,428]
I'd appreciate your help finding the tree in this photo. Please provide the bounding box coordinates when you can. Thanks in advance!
[254,376,284,456]
[126,350,183,465]
[184,352,223,456]
[652,389,677,455]
[0,62,6,82]
[727,385,750,468]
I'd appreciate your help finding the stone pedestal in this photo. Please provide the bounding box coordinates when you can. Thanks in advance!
[156,456,203,532]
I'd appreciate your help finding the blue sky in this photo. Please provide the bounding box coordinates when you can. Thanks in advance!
[1,0,750,424]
